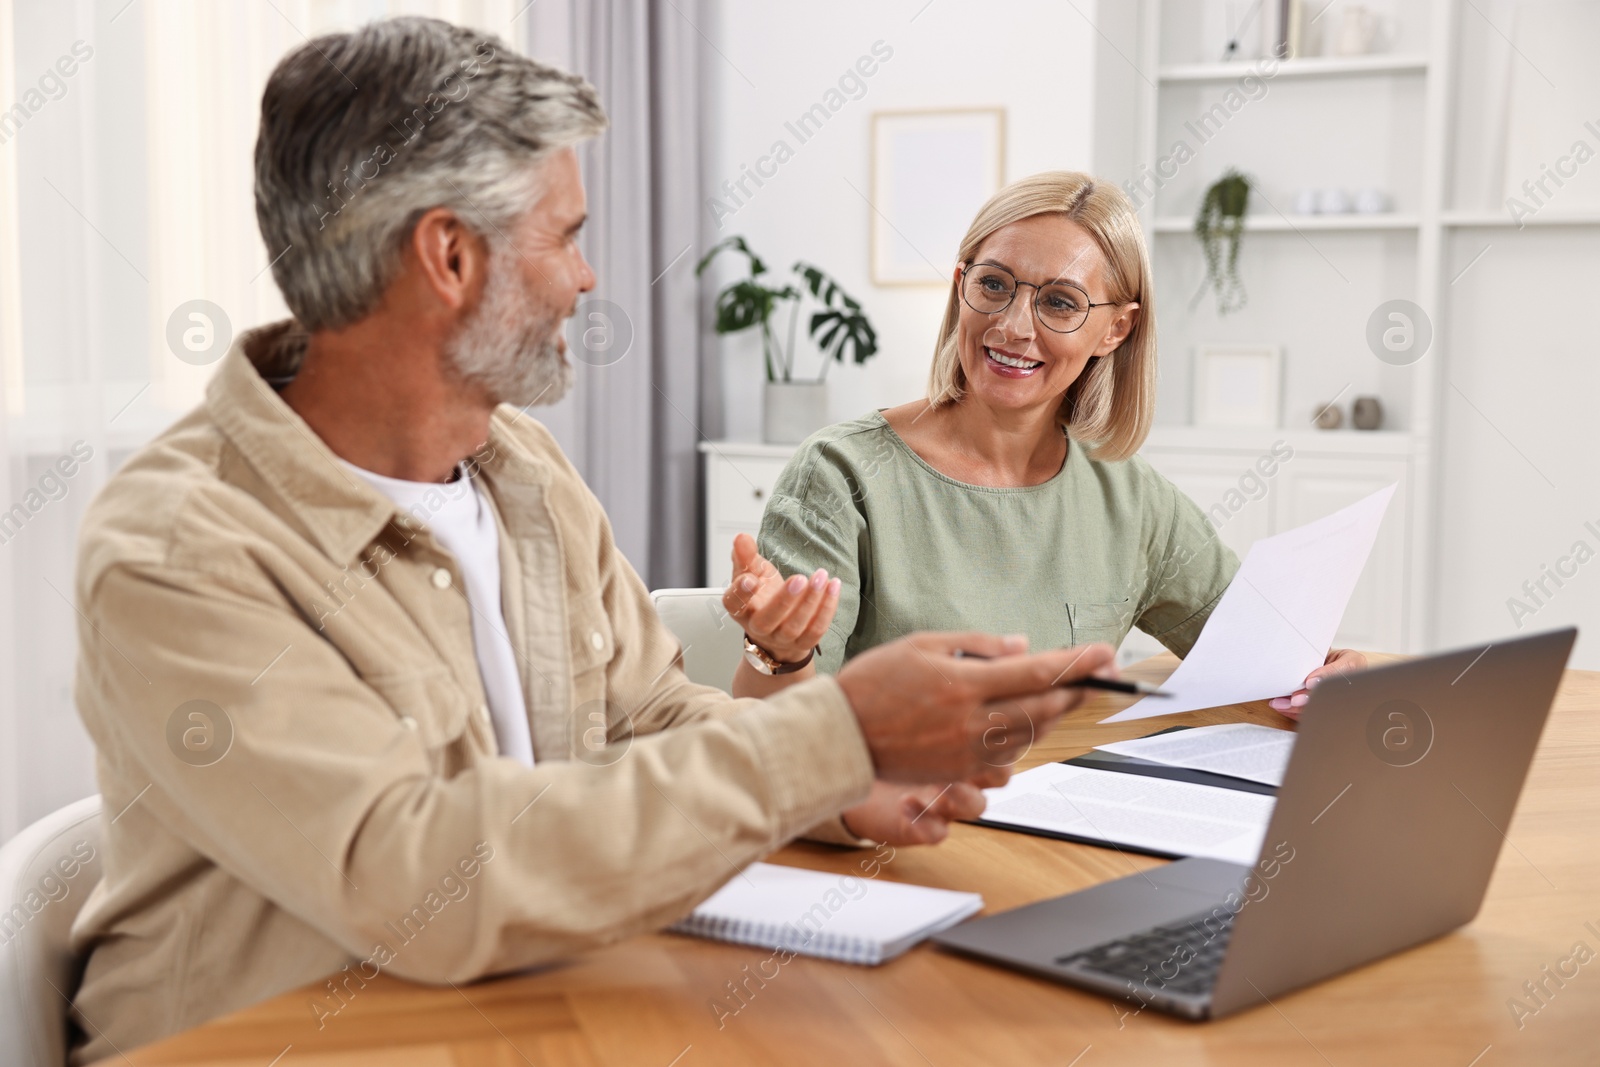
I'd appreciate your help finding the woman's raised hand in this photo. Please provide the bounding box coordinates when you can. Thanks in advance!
[722,533,841,664]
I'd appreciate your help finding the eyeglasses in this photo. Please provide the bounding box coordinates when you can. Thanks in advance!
[959,262,1124,334]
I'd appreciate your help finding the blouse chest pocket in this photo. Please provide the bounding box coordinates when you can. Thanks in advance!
[366,669,473,751]
[1067,598,1135,646]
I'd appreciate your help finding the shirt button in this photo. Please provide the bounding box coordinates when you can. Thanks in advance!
[430,567,453,589]
[589,630,605,651]
[399,716,418,731]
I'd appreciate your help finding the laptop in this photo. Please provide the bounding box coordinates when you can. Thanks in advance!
[933,627,1576,1019]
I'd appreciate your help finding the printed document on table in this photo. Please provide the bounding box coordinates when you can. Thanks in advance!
[1095,724,1296,786]
[979,762,1275,864]
[1102,483,1396,723]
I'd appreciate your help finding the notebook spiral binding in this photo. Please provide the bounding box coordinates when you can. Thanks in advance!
[669,913,882,965]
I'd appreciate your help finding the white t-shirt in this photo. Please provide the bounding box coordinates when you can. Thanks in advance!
[340,459,536,767]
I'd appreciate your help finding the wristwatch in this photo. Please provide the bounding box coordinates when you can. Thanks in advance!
[742,634,816,675]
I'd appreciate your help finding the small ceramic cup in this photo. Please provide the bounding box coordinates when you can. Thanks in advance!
[1317,188,1353,214]
[1335,5,1380,56]
[1354,188,1390,214]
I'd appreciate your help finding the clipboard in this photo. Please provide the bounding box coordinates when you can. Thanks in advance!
[1062,726,1279,797]
[971,726,1278,859]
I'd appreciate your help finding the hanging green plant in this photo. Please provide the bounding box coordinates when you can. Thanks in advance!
[695,237,878,383]
[1193,169,1251,315]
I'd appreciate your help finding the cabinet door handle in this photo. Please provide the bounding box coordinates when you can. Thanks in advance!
[753,487,765,499]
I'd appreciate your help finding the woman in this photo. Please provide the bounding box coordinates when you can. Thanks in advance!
[723,171,1364,843]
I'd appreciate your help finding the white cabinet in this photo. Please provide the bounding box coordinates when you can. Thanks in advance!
[1142,451,1275,563]
[701,429,1415,655]
[1272,458,1410,652]
[1095,0,1455,651]
[1138,427,1413,654]
[698,441,798,588]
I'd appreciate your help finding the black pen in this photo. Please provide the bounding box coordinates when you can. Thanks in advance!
[951,649,1172,697]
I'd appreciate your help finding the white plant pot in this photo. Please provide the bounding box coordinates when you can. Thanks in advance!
[762,381,829,445]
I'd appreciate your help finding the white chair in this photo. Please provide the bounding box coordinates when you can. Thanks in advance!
[0,795,103,1067]
[650,587,745,692]
[0,598,730,1067]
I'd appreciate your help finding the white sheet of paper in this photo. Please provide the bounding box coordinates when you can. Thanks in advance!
[1095,724,1296,786]
[1102,483,1396,723]
[980,762,1275,864]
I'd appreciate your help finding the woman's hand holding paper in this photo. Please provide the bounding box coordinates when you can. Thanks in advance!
[1270,647,1368,720]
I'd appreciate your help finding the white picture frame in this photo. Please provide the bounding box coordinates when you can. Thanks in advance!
[869,108,1005,287]
[1193,344,1282,428]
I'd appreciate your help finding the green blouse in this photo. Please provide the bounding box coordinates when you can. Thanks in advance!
[756,411,1240,676]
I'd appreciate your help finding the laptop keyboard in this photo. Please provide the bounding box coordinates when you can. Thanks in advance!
[1053,907,1237,997]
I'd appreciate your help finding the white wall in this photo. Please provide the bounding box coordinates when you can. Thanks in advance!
[1431,5,1600,669]
[1434,227,1600,667]
[701,0,1099,440]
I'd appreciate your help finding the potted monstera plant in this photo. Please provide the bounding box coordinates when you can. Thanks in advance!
[696,236,879,444]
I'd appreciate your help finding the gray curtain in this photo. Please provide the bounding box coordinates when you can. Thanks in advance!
[524,0,718,589]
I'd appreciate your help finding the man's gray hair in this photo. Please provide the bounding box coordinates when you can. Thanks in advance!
[254,17,607,332]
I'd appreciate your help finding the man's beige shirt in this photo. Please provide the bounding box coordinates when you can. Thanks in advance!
[66,322,874,1064]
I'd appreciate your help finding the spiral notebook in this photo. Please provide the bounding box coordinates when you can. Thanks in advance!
[669,862,984,965]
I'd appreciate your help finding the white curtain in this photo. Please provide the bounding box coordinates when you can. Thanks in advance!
[0,0,529,843]
[0,0,24,844]
[527,0,714,588]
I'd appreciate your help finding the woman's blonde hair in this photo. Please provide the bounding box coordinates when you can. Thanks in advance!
[926,171,1156,462]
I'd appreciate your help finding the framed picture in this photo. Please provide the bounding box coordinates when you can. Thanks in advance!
[869,108,1005,286]
[1193,344,1282,428]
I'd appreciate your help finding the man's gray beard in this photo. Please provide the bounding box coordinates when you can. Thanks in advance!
[444,241,574,409]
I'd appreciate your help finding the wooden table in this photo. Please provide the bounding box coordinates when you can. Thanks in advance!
[102,654,1600,1067]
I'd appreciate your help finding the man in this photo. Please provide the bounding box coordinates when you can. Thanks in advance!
[66,18,1114,1063]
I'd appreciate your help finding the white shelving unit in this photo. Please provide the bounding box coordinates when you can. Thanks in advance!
[1441,209,1600,228]
[1158,53,1430,82]
[1085,0,1600,662]
[1104,0,1460,654]
[1150,214,1421,233]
